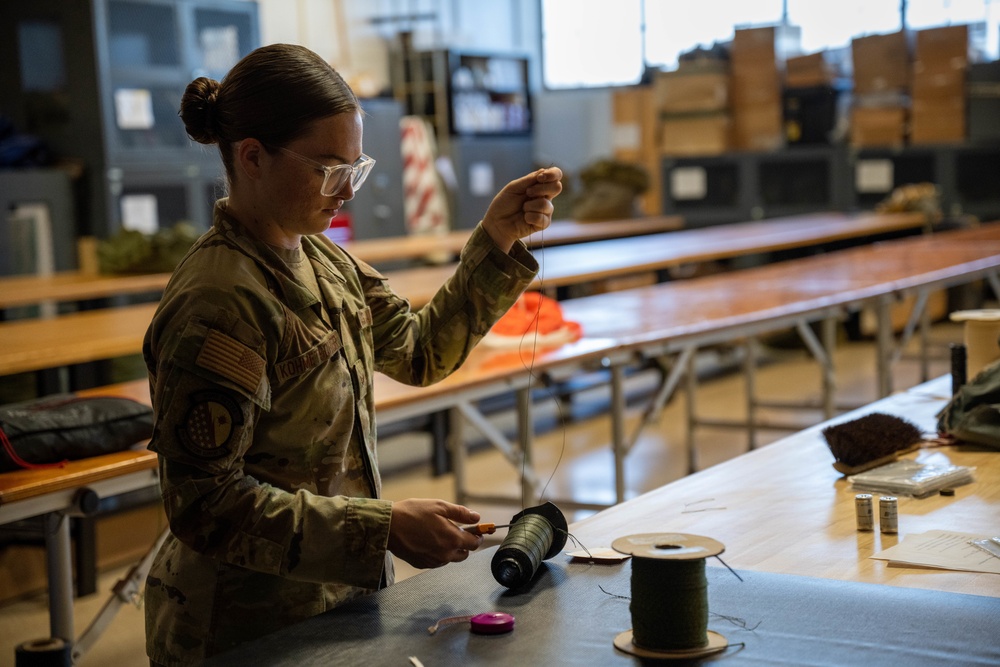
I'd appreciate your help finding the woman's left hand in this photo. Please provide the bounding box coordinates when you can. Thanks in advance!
[481,167,563,253]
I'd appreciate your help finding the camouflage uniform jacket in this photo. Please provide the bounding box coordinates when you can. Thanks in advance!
[143,201,537,665]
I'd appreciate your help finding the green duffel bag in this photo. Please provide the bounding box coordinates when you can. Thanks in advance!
[937,359,1000,450]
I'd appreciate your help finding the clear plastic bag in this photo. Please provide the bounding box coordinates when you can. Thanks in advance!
[848,459,975,498]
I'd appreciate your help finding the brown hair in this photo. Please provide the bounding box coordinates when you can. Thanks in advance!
[179,43,360,182]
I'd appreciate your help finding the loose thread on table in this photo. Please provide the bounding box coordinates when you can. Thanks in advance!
[558,528,590,558]
[682,497,727,513]
[714,555,743,582]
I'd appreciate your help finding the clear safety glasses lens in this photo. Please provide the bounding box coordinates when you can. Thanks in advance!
[319,155,375,196]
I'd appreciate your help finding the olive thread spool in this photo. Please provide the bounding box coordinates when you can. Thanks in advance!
[491,501,568,589]
[612,533,729,660]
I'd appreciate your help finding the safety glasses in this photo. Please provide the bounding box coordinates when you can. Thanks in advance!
[275,146,376,197]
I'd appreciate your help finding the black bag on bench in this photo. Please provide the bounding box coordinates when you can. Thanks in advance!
[0,394,153,472]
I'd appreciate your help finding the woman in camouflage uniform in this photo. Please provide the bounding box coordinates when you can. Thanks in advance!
[143,43,561,666]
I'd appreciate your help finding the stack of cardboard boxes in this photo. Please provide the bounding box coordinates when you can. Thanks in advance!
[654,62,731,156]
[611,85,661,215]
[850,25,970,147]
[729,26,793,151]
[911,25,968,144]
[612,23,982,214]
[653,25,800,157]
[850,30,912,148]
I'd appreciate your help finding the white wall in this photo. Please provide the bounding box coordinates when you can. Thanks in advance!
[254,0,614,176]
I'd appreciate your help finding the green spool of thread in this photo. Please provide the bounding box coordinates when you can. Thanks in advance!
[630,557,709,650]
[491,502,568,589]
[612,533,729,660]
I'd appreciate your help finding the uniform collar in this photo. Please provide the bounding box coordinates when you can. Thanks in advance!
[212,199,322,312]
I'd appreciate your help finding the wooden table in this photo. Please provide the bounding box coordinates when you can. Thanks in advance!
[0,302,157,377]
[0,217,684,312]
[361,223,997,511]
[382,210,933,308]
[573,375,1000,598]
[342,215,684,264]
[5,219,998,645]
[198,376,1000,667]
[0,272,170,311]
[0,212,931,379]
[0,382,157,643]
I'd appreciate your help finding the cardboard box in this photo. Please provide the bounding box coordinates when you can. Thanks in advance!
[912,68,965,100]
[660,113,730,156]
[731,71,782,108]
[850,106,908,148]
[612,85,661,215]
[914,24,968,75]
[654,69,729,114]
[852,31,911,93]
[731,24,801,69]
[786,51,836,88]
[732,103,785,151]
[910,97,965,144]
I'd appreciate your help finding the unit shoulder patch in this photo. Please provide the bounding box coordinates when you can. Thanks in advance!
[176,390,244,458]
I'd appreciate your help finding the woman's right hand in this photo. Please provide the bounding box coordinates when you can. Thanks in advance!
[387,498,486,569]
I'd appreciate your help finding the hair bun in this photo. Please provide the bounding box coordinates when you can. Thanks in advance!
[179,77,222,144]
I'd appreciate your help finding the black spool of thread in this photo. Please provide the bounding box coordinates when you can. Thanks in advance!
[950,343,967,395]
[491,501,568,588]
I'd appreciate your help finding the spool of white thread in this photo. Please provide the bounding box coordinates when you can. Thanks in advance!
[950,310,1000,379]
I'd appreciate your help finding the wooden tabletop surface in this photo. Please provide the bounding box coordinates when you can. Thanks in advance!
[559,222,1000,352]
[571,376,1000,598]
[0,217,683,310]
[0,302,158,377]
[0,220,993,385]
[0,211,921,311]
[342,215,684,264]
[0,272,171,310]
[381,211,933,308]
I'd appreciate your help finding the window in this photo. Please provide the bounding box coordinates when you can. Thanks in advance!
[540,0,1000,90]
[541,0,644,88]
[645,1,783,70]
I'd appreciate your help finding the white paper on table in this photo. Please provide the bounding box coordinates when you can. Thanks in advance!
[870,530,1000,574]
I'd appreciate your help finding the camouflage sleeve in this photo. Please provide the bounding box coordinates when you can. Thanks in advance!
[365,223,539,385]
[146,290,391,587]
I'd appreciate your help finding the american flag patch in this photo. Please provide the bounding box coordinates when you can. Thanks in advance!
[196,329,265,393]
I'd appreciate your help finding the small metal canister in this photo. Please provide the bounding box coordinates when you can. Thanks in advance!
[855,494,874,531]
[879,496,898,534]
